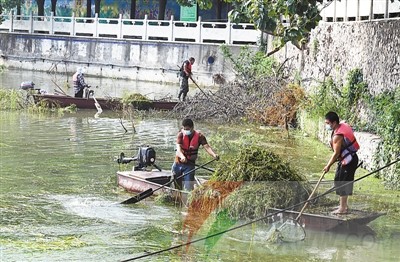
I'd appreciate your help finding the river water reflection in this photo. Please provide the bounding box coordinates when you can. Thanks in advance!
[0,110,399,261]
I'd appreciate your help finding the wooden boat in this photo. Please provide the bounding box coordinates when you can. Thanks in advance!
[267,208,385,232]
[149,100,178,110]
[32,94,178,110]
[33,93,121,110]
[117,169,188,201]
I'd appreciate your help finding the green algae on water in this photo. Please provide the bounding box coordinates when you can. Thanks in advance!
[0,235,87,252]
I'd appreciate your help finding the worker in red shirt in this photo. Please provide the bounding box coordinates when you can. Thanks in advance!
[172,118,219,191]
[178,57,195,101]
[323,111,360,215]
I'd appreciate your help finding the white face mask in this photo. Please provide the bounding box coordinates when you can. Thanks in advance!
[182,129,192,136]
[325,124,333,131]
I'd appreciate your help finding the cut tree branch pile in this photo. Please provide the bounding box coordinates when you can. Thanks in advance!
[171,75,304,127]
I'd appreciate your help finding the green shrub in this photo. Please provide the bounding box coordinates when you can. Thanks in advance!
[305,68,400,189]
[0,89,25,110]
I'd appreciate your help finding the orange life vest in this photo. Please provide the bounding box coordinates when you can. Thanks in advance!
[186,62,192,75]
[180,130,200,163]
[330,123,360,165]
[180,60,192,79]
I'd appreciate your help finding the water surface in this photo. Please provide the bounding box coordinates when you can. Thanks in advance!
[0,110,399,262]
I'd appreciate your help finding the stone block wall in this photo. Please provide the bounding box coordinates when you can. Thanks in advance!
[274,19,400,93]
[304,20,400,94]
[355,132,383,171]
[278,19,400,172]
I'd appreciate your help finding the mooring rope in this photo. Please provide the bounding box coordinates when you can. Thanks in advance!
[120,157,400,262]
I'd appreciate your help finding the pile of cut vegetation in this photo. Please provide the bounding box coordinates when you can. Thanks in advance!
[121,93,152,110]
[188,146,312,220]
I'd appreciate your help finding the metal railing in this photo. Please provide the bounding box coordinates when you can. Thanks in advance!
[0,11,261,46]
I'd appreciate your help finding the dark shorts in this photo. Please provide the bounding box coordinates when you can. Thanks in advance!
[334,154,359,196]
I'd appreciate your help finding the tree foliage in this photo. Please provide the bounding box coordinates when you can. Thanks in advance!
[179,0,325,54]
[232,0,324,50]
[0,0,22,15]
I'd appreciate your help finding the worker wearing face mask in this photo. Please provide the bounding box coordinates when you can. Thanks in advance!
[323,111,360,215]
[172,118,219,191]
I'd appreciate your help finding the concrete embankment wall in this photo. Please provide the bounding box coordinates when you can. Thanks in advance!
[276,19,400,171]
[0,33,251,87]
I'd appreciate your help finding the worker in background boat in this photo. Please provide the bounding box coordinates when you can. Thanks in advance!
[323,111,360,215]
[72,67,88,98]
[172,118,219,191]
[178,57,195,101]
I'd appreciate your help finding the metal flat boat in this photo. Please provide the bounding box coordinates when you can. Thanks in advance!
[267,208,385,232]
[22,82,177,110]
[117,169,187,199]
[116,147,188,203]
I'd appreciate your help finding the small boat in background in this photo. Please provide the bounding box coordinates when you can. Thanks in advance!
[32,93,178,111]
[33,93,122,110]
[21,81,178,110]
